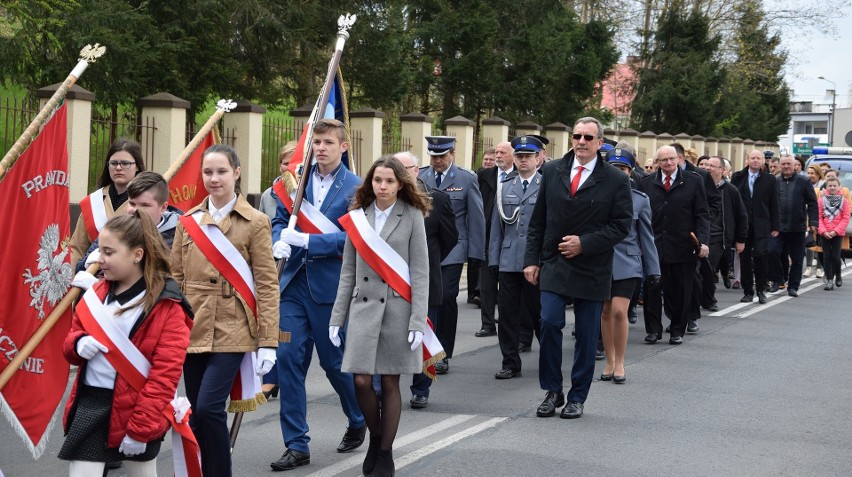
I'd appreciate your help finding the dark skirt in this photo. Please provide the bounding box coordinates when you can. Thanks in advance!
[610,277,641,299]
[58,384,161,463]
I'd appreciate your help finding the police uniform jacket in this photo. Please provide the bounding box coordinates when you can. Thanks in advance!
[419,163,486,265]
[489,172,541,272]
[611,189,660,281]
[524,151,632,301]
[637,168,710,265]
[730,168,780,238]
[478,166,517,250]
[421,182,458,306]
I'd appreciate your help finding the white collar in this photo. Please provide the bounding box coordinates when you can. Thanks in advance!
[208,194,237,222]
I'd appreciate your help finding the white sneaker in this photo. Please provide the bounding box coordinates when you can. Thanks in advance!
[816,268,825,278]
[804,267,813,277]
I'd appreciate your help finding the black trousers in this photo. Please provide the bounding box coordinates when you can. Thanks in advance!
[645,261,696,338]
[479,261,498,331]
[770,232,806,290]
[822,235,843,280]
[496,271,540,371]
[437,264,464,359]
[740,229,769,295]
[467,259,480,301]
[699,236,725,308]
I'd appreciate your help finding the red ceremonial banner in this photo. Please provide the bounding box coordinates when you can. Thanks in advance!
[168,130,216,212]
[0,103,73,458]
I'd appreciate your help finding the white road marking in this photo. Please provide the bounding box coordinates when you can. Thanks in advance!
[394,417,508,471]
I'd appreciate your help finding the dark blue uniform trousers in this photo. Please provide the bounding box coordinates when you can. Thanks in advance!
[277,269,364,454]
[539,291,603,404]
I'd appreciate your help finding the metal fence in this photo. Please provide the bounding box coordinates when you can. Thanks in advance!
[261,116,301,188]
[0,95,39,158]
[89,110,156,192]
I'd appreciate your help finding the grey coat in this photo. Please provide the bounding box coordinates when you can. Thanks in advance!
[489,173,542,272]
[419,163,486,264]
[612,189,661,281]
[330,201,429,375]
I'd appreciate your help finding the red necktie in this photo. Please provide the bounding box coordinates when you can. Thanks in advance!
[571,166,584,196]
[664,175,671,191]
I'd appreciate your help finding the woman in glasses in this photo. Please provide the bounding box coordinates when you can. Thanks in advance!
[71,139,145,267]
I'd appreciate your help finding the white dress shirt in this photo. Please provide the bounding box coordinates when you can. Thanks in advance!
[570,157,598,190]
[374,201,396,235]
[209,194,237,223]
[312,167,339,209]
[661,167,679,186]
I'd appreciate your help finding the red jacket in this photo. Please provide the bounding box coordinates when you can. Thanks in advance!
[818,196,850,237]
[63,277,193,447]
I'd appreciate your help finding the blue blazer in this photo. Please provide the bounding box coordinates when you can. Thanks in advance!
[271,163,362,304]
[612,189,661,281]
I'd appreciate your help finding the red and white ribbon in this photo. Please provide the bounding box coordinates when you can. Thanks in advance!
[274,181,341,235]
[78,189,108,241]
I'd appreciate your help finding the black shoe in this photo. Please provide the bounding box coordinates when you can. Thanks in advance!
[337,425,367,453]
[495,368,522,379]
[559,401,584,419]
[613,374,626,384]
[409,394,428,409]
[271,449,311,471]
[788,288,798,297]
[518,344,532,353]
[757,292,767,304]
[472,296,481,306]
[475,328,497,337]
[644,333,661,344]
[669,335,683,345]
[600,373,613,381]
[435,358,448,375]
[722,275,732,289]
[687,321,699,334]
[768,282,779,293]
[362,435,382,476]
[263,384,280,400]
[740,294,754,303]
[628,309,637,324]
[704,303,719,312]
[825,282,835,291]
[536,391,565,417]
[594,349,606,361]
[665,324,671,333]
[372,449,395,477]
[836,276,843,287]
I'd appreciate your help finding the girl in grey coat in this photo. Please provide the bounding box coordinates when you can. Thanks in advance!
[330,155,431,477]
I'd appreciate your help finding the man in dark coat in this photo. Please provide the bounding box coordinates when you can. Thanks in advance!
[767,154,818,297]
[731,150,780,304]
[638,145,710,345]
[524,117,632,420]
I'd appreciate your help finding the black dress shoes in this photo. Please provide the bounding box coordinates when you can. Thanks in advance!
[270,449,311,471]
[594,349,605,360]
[613,374,626,384]
[836,276,843,287]
[768,282,780,293]
[687,321,699,334]
[644,333,661,344]
[409,394,428,409]
[495,368,522,379]
[722,275,732,289]
[740,294,754,303]
[669,335,683,345]
[518,344,532,353]
[536,391,565,417]
[475,328,497,337]
[435,358,449,375]
[362,434,382,476]
[788,288,798,297]
[600,373,613,381]
[705,303,719,312]
[559,401,584,419]
[337,425,367,453]
[757,292,767,304]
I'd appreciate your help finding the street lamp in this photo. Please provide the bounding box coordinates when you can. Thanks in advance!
[818,76,836,146]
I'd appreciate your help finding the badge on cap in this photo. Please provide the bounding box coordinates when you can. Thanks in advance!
[425,136,456,156]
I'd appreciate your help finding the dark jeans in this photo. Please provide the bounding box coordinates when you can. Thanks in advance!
[769,231,806,290]
[740,230,769,295]
[821,235,843,280]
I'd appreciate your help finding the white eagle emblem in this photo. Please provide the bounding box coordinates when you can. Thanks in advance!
[22,224,72,320]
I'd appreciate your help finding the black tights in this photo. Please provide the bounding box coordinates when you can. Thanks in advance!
[354,374,401,450]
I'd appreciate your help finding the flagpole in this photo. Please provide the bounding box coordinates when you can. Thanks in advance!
[0,100,235,392]
[0,44,106,184]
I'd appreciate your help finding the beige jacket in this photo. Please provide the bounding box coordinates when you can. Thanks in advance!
[69,186,128,265]
[171,195,279,352]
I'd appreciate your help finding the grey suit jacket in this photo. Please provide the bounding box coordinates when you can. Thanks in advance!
[612,189,661,281]
[489,173,542,272]
[330,201,429,375]
[419,163,486,264]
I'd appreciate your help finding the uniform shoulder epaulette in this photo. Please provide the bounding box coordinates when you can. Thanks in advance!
[632,188,648,198]
[419,165,430,171]
[459,167,475,176]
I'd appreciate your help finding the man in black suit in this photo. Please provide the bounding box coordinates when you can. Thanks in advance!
[475,141,515,337]
[524,117,632,419]
[396,151,458,409]
[638,146,710,345]
[731,150,780,304]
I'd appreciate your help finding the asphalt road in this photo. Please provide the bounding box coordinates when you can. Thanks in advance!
[2,267,852,476]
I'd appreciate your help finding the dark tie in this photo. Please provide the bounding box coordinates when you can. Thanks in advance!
[522,179,528,194]
[570,166,584,196]
[436,172,443,187]
[664,175,671,191]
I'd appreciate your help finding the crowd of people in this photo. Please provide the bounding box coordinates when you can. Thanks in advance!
[57,115,848,477]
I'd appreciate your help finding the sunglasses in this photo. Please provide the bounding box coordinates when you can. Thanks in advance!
[571,134,597,141]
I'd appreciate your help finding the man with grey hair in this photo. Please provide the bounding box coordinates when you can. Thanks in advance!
[395,151,458,408]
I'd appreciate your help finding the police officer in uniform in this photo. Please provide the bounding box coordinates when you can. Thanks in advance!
[419,136,486,374]
[489,136,543,379]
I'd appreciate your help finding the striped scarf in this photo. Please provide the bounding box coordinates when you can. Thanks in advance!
[823,194,843,221]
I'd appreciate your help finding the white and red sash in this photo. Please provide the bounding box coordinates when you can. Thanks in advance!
[76,287,202,477]
[338,207,446,379]
[274,181,341,235]
[78,188,109,241]
[178,211,263,411]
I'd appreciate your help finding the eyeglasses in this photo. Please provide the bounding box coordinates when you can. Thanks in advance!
[108,160,136,169]
[655,157,677,163]
[404,165,418,170]
[572,134,597,141]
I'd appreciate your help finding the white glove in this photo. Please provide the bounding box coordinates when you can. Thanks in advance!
[255,348,276,376]
[76,335,108,360]
[281,228,309,249]
[272,240,291,260]
[408,331,424,351]
[71,271,98,291]
[84,248,101,268]
[329,326,341,347]
[118,435,147,456]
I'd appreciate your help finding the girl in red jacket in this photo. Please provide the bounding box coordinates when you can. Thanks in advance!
[818,177,850,291]
[60,211,192,477]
